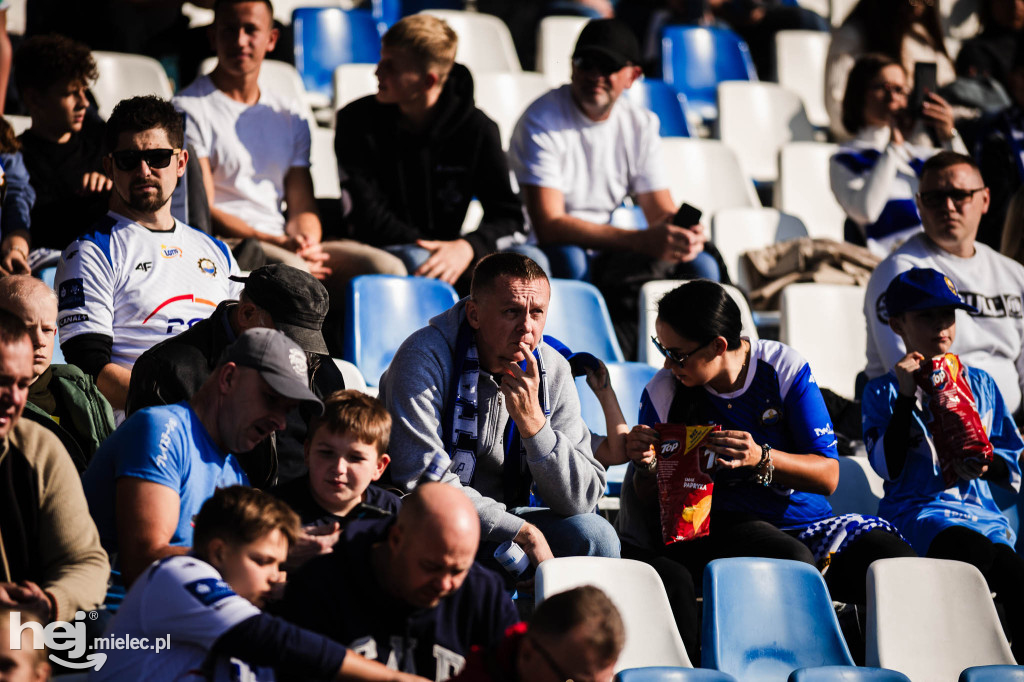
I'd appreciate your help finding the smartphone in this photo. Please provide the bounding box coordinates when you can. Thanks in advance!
[673,202,702,228]
[911,61,938,116]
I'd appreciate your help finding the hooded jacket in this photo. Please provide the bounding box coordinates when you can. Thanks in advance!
[334,63,525,259]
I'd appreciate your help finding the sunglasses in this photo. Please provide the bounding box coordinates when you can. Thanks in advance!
[109,148,181,171]
[918,187,985,210]
[652,336,709,367]
[572,55,624,76]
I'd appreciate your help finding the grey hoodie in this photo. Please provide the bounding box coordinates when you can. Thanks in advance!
[378,299,607,543]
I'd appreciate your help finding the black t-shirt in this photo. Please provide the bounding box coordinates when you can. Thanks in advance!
[269,478,402,528]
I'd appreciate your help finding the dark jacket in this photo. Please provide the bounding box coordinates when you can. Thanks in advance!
[124,301,346,486]
[335,63,525,260]
[976,105,1024,251]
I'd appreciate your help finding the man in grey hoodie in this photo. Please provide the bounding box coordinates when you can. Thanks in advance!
[379,252,619,568]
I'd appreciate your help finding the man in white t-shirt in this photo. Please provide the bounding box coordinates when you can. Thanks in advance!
[865,150,1024,417]
[55,95,241,415]
[508,19,719,360]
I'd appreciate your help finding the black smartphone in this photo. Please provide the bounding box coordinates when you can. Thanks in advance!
[911,61,938,116]
[673,202,702,227]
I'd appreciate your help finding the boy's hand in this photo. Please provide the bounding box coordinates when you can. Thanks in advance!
[625,424,660,467]
[895,351,925,397]
[287,522,341,567]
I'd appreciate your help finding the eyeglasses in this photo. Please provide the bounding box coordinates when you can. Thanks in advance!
[868,82,910,97]
[109,148,181,171]
[918,187,986,209]
[652,336,708,367]
[572,56,624,76]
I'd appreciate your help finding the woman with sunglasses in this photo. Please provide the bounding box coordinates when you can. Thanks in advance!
[830,53,966,257]
[617,280,915,617]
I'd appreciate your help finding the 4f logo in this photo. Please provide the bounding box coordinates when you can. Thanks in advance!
[135,262,152,272]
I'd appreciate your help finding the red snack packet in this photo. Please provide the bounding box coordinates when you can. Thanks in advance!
[914,353,993,486]
[655,423,720,544]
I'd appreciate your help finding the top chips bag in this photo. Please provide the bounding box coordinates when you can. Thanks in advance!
[655,423,720,544]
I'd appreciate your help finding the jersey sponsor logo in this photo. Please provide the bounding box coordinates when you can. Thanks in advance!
[197,257,217,277]
[57,278,85,311]
[143,294,218,325]
[156,417,179,470]
[761,407,782,426]
[160,245,182,259]
[183,578,236,606]
[813,423,834,437]
[135,261,152,272]
[58,313,89,328]
[166,317,206,335]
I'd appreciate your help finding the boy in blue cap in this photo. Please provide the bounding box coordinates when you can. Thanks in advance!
[862,266,1024,657]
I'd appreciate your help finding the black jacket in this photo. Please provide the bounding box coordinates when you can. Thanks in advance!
[334,63,525,260]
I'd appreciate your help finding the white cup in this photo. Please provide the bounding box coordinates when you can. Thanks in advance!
[493,540,529,577]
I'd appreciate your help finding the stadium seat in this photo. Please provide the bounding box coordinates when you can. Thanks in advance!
[711,207,809,291]
[419,10,521,73]
[774,30,830,128]
[332,358,369,393]
[38,267,66,365]
[776,142,846,241]
[92,52,174,121]
[333,63,378,114]
[574,361,657,434]
[309,127,341,200]
[343,275,459,386]
[536,15,589,86]
[473,72,550,149]
[617,668,739,681]
[778,283,865,399]
[274,0,343,24]
[959,666,1024,681]
[941,0,980,40]
[536,557,693,671]
[293,7,380,104]
[624,79,694,137]
[660,138,760,221]
[5,114,30,136]
[829,455,883,516]
[200,57,317,125]
[546,279,625,362]
[794,0,830,19]
[5,0,25,35]
[661,26,757,121]
[717,81,816,184]
[867,558,1016,681]
[702,557,855,679]
[789,667,912,681]
[638,281,758,370]
[830,0,857,26]
[182,2,214,28]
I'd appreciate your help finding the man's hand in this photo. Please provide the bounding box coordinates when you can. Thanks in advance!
[414,239,474,284]
[501,343,547,438]
[287,521,341,567]
[514,522,554,567]
[625,424,660,467]
[0,232,29,275]
[287,234,332,280]
[636,222,706,262]
[894,351,925,397]
[0,581,51,621]
[80,171,112,195]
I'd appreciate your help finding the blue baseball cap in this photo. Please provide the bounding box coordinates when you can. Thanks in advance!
[884,267,979,317]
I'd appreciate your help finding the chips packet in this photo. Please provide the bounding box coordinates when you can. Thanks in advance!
[914,353,993,487]
[655,423,720,544]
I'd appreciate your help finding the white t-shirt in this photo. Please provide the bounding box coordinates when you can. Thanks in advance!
[508,84,667,230]
[93,555,267,682]
[864,232,1024,414]
[173,75,311,237]
[55,211,242,369]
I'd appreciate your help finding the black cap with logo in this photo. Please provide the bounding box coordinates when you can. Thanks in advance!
[221,328,324,415]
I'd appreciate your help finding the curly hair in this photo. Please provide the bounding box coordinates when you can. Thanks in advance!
[14,34,97,95]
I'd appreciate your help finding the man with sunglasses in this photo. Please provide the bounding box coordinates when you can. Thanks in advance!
[865,150,1024,419]
[54,96,241,417]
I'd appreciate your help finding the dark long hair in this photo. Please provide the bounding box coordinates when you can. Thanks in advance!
[842,53,904,134]
[843,0,949,61]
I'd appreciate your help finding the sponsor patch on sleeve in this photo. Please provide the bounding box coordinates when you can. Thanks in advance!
[57,278,86,311]
[58,313,89,328]
[184,578,236,607]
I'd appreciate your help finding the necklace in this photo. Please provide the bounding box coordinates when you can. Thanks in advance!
[729,341,751,392]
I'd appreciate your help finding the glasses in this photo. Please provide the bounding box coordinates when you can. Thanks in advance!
[652,336,708,367]
[908,0,936,6]
[109,148,181,171]
[572,56,623,76]
[918,187,986,209]
[868,82,909,97]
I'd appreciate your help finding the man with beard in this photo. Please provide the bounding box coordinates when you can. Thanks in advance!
[54,96,241,416]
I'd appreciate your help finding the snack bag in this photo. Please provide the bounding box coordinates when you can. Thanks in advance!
[914,353,993,486]
[655,423,720,544]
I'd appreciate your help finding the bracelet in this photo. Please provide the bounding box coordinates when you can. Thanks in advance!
[755,443,774,487]
[637,456,658,475]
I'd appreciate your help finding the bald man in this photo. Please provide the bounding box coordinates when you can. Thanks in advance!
[282,483,519,681]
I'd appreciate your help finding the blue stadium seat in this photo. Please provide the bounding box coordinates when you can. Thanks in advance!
[789,667,912,681]
[959,665,1024,681]
[38,266,66,365]
[617,668,739,681]
[574,361,657,435]
[371,0,464,28]
[545,279,625,363]
[661,26,757,121]
[624,79,693,137]
[703,558,855,680]
[292,8,381,101]
[343,275,458,386]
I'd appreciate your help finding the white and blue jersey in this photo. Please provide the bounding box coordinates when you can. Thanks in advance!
[638,339,838,529]
[863,365,1023,554]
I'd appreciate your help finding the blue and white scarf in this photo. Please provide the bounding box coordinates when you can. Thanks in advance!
[797,513,904,571]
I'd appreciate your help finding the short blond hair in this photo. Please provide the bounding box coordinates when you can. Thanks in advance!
[382,15,458,84]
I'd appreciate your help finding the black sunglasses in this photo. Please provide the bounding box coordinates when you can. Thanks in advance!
[652,336,709,367]
[918,187,986,210]
[109,148,181,171]
[572,55,624,76]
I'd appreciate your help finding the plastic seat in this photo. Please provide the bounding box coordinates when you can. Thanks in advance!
[776,142,845,241]
[332,358,368,393]
[5,0,25,35]
[829,455,884,516]
[545,279,624,362]
[711,207,808,291]
[419,9,520,73]
[779,283,865,399]
[473,72,550,148]
[273,0,342,25]
[574,361,657,434]
[4,114,30,136]
[343,275,459,386]
[702,558,855,680]
[717,81,816,184]
[867,558,1016,681]
[638,281,758,369]
[536,557,692,671]
[92,52,174,121]
[794,0,829,19]
[774,30,830,128]
[830,0,857,26]
[617,668,739,681]
[661,26,757,121]
[309,127,340,200]
[660,138,759,221]
[332,63,379,113]
[624,79,693,137]
[789,667,911,681]
[959,665,1024,682]
[293,8,380,103]
[38,267,66,365]
[536,15,589,86]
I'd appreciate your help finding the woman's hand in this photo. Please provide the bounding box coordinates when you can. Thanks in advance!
[921,91,956,142]
[706,430,761,470]
[625,424,660,468]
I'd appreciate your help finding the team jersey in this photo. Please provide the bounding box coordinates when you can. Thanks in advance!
[55,211,242,369]
[93,555,267,682]
[639,338,839,528]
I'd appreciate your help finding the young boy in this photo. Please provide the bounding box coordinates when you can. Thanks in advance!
[95,485,427,682]
[862,266,1024,656]
[0,608,50,682]
[270,390,402,567]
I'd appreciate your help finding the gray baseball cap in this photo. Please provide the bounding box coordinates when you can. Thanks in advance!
[222,328,324,415]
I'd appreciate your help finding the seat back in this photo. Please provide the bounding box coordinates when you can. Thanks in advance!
[473,72,550,148]
[866,558,1016,681]
[536,15,589,86]
[536,557,693,672]
[660,138,759,220]
[420,10,521,73]
[200,57,317,125]
[332,358,368,393]
[793,0,829,19]
[788,666,912,681]
[625,79,693,137]
[38,267,66,365]
[343,275,459,386]
[5,115,30,136]
[661,26,757,120]
[310,126,340,200]
[776,142,845,241]
[717,81,816,183]
[703,558,855,680]
[958,665,1024,682]
[774,30,830,128]
[779,283,865,399]
[293,7,381,100]
[333,63,379,113]
[546,279,624,362]
[830,0,857,26]
[574,361,657,434]
[711,207,808,291]
[829,455,884,516]
[617,668,739,681]
[92,52,174,121]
